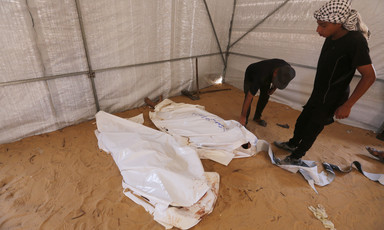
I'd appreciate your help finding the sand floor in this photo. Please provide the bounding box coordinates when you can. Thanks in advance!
[1,84,383,230]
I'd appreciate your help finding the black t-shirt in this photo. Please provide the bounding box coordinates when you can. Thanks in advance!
[244,59,289,95]
[308,31,372,106]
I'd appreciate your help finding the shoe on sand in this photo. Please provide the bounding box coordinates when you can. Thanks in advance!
[253,118,267,127]
[280,156,308,167]
[274,141,297,152]
[366,146,384,163]
[376,133,384,141]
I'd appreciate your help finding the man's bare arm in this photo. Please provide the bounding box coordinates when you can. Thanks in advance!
[335,64,376,119]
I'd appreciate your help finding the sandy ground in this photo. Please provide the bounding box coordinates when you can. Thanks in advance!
[0,83,383,230]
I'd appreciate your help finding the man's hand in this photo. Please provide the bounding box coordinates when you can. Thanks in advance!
[239,91,254,126]
[334,64,376,120]
[334,103,352,119]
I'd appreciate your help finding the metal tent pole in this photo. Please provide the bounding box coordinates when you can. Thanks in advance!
[74,0,100,111]
[229,0,290,49]
[229,52,317,70]
[93,53,222,74]
[202,0,226,66]
[229,52,380,83]
[0,53,223,87]
[222,0,237,82]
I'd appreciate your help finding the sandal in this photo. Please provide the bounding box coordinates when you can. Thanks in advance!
[366,146,384,163]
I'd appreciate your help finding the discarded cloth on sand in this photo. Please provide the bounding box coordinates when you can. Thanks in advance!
[149,99,257,165]
[257,140,384,193]
[323,161,384,185]
[257,140,333,193]
[95,111,219,229]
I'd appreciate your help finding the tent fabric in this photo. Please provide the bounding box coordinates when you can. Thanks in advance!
[1,0,383,144]
[0,0,228,144]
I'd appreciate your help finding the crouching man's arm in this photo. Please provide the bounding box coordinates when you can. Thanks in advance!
[239,91,254,126]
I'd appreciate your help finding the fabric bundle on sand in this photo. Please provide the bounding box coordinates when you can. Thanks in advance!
[149,99,258,165]
[257,140,384,193]
[95,111,219,229]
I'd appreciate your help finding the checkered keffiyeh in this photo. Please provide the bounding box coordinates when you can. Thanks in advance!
[314,0,371,39]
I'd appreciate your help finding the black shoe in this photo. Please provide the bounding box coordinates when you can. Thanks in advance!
[253,119,267,127]
[274,141,297,152]
[376,133,384,141]
[281,155,308,167]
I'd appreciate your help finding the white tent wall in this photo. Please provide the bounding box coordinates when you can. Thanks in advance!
[0,0,231,144]
[0,1,96,144]
[1,0,383,145]
[82,0,231,113]
[225,0,384,132]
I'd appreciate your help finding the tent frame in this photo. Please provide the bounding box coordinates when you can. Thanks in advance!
[0,0,381,113]
[0,0,227,113]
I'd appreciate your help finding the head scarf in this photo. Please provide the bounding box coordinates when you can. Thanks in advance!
[314,0,370,40]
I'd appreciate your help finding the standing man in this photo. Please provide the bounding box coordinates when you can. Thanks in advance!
[239,59,296,127]
[274,0,376,165]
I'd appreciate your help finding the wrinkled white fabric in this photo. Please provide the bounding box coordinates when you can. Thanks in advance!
[149,99,258,165]
[95,111,219,229]
[257,139,384,194]
[257,140,333,194]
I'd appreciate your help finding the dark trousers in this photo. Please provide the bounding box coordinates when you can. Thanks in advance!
[288,104,335,158]
[244,89,269,124]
